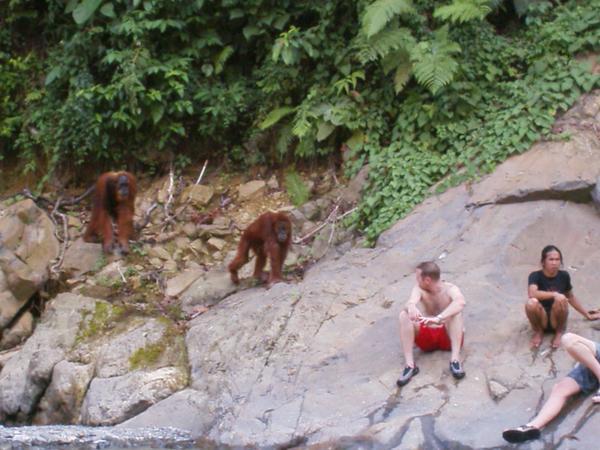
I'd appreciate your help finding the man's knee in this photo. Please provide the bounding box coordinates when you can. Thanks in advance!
[399,310,412,327]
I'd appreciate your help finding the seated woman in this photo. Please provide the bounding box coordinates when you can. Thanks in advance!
[526,245,599,349]
[503,333,600,443]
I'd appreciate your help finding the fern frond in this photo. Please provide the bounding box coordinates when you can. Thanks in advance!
[259,106,296,130]
[380,49,412,93]
[433,0,492,24]
[394,60,412,93]
[361,0,416,38]
[355,27,416,64]
[292,107,315,138]
[410,27,461,94]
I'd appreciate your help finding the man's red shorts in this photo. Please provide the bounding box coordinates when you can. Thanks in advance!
[415,323,456,352]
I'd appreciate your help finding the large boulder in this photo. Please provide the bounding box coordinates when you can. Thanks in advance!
[0,293,96,422]
[0,199,59,273]
[0,200,59,348]
[126,93,600,448]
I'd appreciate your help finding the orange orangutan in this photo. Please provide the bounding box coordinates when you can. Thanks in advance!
[228,211,292,285]
[83,171,136,254]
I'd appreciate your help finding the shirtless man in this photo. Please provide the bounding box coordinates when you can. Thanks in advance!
[397,261,466,386]
[526,245,600,349]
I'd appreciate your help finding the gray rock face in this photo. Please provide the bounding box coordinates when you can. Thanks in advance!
[0,199,60,274]
[0,293,96,421]
[135,92,600,449]
[179,270,236,312]
[0,200,59,350]
[80,367,188,426]
[61,240,104,277]
[34,361,94,425]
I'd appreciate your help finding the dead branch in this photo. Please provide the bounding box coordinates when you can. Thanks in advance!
[135,201,159,232]
[293,205,357,245]
[195,159,209,185]
[161,164,176,231]
[49,196,69,274]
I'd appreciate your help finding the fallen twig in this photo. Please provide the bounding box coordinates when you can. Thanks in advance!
[49,198,69,274]
[116,263,127,283]
[195,159,209,185]
[161,164,176,231]
[135,201,159,232]
[293,203,357,245]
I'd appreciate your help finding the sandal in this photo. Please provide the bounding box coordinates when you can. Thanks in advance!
[502,425,540,443]
[592,389,600,404]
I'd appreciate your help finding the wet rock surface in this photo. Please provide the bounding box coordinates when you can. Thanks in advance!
[0,425,194,449]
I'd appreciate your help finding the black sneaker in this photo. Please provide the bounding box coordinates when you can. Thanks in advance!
[449,360,465,379]
[396,366,419,387]
[502,425,540,443]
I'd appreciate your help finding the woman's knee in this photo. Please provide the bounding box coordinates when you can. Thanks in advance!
[561,332,578,349]
[551,377,580,398]
[555,296,569,309]
[525,298,541,311]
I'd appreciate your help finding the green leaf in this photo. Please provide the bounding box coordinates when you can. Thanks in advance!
[243,25,261,40]
[433,0,491,24]
[65,0,79,13]
[73,0,103,25]
[229,8,244,19]
[151,105,164,124]
[346,130,365,152]
[214,46,234,74]
[361,0,415,38]
[100,3,115,18]
[45,66,62,86]
[316,121,335,141]
[259,107,295,130]
[201,63,214,77]
[394,61,412,93]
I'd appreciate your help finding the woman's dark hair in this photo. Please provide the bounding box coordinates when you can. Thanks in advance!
[541,245,563,264]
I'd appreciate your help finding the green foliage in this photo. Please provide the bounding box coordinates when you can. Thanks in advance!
[284,170,310,206]
[1,0,599,243]
[361,0,416,37]
[354,1,600,242]
[410,26,461,94]
[433,0,492,24]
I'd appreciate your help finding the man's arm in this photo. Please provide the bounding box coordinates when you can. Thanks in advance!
[405,285,422,321]
[421,285,465,325]
[437,285,466,320]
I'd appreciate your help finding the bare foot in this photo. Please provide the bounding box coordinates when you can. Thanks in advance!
[530,332,543,349]
[551,332,562,349]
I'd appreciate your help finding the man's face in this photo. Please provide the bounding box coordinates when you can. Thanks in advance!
[542,250,561,274]
[416,269,430,289]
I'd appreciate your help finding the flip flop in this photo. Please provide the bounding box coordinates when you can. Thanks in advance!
[502,425,540,443]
